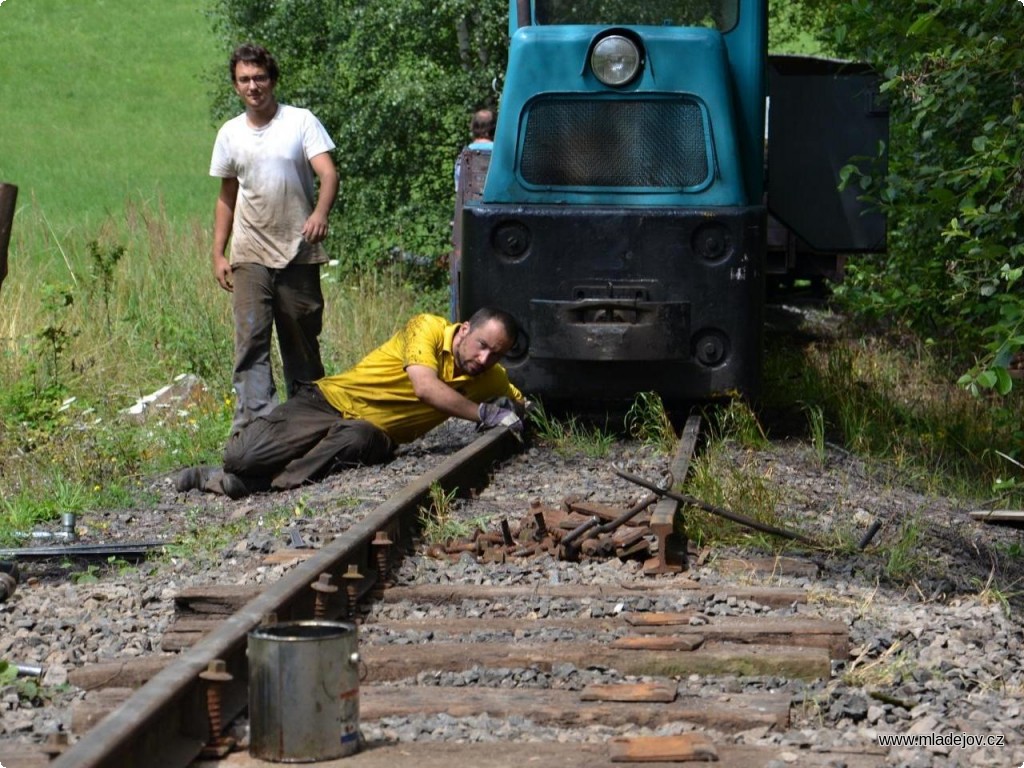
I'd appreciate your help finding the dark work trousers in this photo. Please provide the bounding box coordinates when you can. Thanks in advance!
[222,384,396,491]
[230,262,326,434]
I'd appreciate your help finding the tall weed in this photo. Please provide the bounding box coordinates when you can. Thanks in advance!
[528,401,617,458]
[760,318,1024,504]
[625,391,677,454]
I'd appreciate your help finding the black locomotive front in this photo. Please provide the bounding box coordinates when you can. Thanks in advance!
[460,203,765,408]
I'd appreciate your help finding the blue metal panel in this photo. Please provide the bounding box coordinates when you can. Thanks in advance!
[722,0,767,202]
[483,24,747,206]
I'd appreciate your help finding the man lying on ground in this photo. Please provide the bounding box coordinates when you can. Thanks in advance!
[176,307,526,498]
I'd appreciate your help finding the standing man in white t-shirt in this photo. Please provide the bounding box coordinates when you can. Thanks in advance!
[210,43,339,435]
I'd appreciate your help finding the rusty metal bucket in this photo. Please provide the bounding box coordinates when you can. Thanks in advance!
[247,620,360,762]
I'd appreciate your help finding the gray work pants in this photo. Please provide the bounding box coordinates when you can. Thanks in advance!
[231,262,325,434]
[222,384,396,491]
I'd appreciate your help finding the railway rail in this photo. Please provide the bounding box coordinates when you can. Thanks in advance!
[6,416,1021,767]
[43,427,520,768]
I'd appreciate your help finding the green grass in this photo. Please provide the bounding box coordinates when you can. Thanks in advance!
[683,345,1024,560]
[681,430,794,552]
[624,391,677,454]
[161,502,297,563]
[0,203,433,544]
[0,0,221,230]
[881,514,926,583]
[417,482,489,546]
[762,331,1024,503]
[527,401,618,458]
[683,321,1024,568]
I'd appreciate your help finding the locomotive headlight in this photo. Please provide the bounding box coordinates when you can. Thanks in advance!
[590,35,641,87]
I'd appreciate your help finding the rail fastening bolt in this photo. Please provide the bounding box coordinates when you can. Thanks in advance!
[372,530,393,595]
[342,564,363,620]
[199,659,235,757]
[310,573,338,619]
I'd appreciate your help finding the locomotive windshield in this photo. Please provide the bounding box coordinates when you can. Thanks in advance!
[534,0,739,31]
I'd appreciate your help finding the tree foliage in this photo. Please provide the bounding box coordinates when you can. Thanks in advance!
[767,0,829,54]
[208,0,508,274]
[819,0,1024,396]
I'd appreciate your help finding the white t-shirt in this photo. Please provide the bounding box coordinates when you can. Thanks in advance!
[210,104,336,268]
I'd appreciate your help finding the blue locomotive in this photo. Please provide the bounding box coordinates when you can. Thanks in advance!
[453,0,887,408]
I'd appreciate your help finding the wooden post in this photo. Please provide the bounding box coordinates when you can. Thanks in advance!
[0,182,17,293]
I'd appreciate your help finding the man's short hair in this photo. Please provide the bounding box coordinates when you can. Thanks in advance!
[471,109,496,140]
[467,306,519,344]
[230,43,280,83]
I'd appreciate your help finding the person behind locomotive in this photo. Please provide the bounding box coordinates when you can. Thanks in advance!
[453,108,495,190]
[451,108,496,320]
[175,308,527,498]
[210,42,339,436]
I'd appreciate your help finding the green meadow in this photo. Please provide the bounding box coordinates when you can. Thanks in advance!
[0,0,428,539]
[0,0,221,232]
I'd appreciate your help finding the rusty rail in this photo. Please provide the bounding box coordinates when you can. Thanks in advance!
[642,413,701,574]
[52,427,521,768]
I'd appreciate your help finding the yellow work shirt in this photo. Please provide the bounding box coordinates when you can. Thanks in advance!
[316,314,523,444]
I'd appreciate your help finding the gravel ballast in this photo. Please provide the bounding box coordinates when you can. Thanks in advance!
[2,419,1023,767]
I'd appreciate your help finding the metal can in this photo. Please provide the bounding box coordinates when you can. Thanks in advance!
[247,620,360,762]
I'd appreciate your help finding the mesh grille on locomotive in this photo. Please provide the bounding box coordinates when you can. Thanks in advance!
[519,98,709,188]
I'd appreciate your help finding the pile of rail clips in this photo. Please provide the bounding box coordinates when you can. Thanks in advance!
[423,466,823,568]
[425,493,664,565]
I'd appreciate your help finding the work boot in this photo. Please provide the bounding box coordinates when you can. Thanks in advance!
[175,466,212,493]
[219,472,250,500]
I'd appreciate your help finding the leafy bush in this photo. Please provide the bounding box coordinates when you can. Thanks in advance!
[208,0,508,275]
[823,1,1024,396]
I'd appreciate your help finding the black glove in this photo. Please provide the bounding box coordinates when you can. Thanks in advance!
[478,401,524,436]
